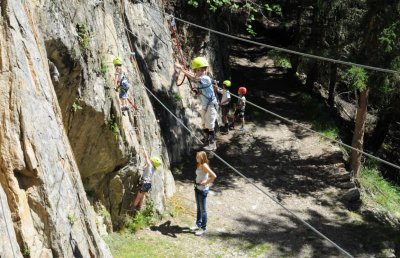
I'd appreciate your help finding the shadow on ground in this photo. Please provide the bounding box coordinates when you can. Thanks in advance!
[150,220,192,238]
[171,69,399,257]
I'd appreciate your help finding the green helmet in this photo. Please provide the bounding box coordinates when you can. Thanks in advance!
[113,57,123,66]
[191,57,209,70]
[150,156,162,168]
[222,80,231,87]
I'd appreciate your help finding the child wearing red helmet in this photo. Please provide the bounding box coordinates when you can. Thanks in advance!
[230,86,247,131]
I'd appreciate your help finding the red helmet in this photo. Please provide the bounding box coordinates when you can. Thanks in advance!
[238,86,247,95]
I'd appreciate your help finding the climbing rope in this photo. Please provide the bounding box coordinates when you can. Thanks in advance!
[100,3,376,256]
[229,92,400,171]
[145,5,400,75]
[166,17,198,93]
[142,83,354,258]
[106,3,400,172]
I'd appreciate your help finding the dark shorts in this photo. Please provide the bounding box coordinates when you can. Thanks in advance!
[221,105,229,117]
[234,109,245,119]
[119,90,128,100]
[139,182,152,193]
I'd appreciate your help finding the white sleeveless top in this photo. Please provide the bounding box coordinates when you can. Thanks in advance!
[195,166,209,191]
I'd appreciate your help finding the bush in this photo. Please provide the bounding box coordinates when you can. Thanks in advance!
[125,201,156,232]
[360,165,400,219]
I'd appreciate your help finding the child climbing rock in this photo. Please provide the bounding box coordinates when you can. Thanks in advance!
[176,57,218,151]
[113,57,130,113]
[132,149,162,211]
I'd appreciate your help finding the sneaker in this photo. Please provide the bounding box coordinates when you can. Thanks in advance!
[203,142,216,151]
[195,228,206,236]
[190,225,200,232]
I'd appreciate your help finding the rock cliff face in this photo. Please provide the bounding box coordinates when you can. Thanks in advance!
[0,0,213,256]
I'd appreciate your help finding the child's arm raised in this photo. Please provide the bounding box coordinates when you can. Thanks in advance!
[175,63,199,81]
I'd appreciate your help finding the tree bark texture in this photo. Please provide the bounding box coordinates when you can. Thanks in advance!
[328,63,337,108]
[351,89,369,178]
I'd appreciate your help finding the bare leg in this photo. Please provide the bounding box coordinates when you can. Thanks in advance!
[133,191,145,210]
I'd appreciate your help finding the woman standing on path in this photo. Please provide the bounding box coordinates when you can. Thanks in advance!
[192,151,217,236]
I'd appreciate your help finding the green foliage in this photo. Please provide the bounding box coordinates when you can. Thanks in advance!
[379,21,400,53]
[187,0,198,8]
[268,50,292,69]
[342,66,368,91]
[107,114,120,141]
[264,4,282,16]
[67,213,76,226]
[76,23,90,51]
[125,201,155,232]
[100,207,111,220]
[174,93,183,102]
[296,92,340,139]
[360,165,400,219]
[22,246,30,256]
[390,56,400,71]
[207,0,232,12]
[71,101,83,113]
[185,0,282,37]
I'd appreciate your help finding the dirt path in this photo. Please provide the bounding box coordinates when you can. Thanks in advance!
[128,53,398,258]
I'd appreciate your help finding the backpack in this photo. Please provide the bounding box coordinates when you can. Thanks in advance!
[119,73,130,91]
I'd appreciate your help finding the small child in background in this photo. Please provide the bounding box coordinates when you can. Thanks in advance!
[231,86,247,131]
[215,80,231,134]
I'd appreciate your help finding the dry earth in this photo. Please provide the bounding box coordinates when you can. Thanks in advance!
[112,49,398,258]
[131,87,397,258]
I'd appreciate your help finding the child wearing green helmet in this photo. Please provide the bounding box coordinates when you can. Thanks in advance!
[214,80,231,134]
[113,57,130,114]
[176,57,218,151]
[132,149,162,210]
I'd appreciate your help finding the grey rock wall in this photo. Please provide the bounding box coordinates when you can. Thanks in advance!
[0,0,222,255]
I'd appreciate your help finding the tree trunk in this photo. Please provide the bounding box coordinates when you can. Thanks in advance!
[289,55,299,76]
[351,89,369,178]
[328,63,337,108]
[305,62,318,92]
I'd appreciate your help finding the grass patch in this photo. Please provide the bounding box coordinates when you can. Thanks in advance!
[248,242,273,257]
[295,92,340,139]
[346,211,363,225]
[359,165,400,219]
[104,234,186,258]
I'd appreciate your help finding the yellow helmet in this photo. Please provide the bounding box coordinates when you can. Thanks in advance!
[223,80,231,87]
[150,156,162,168]
[113,57,123,66]
[191,57,209,70]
